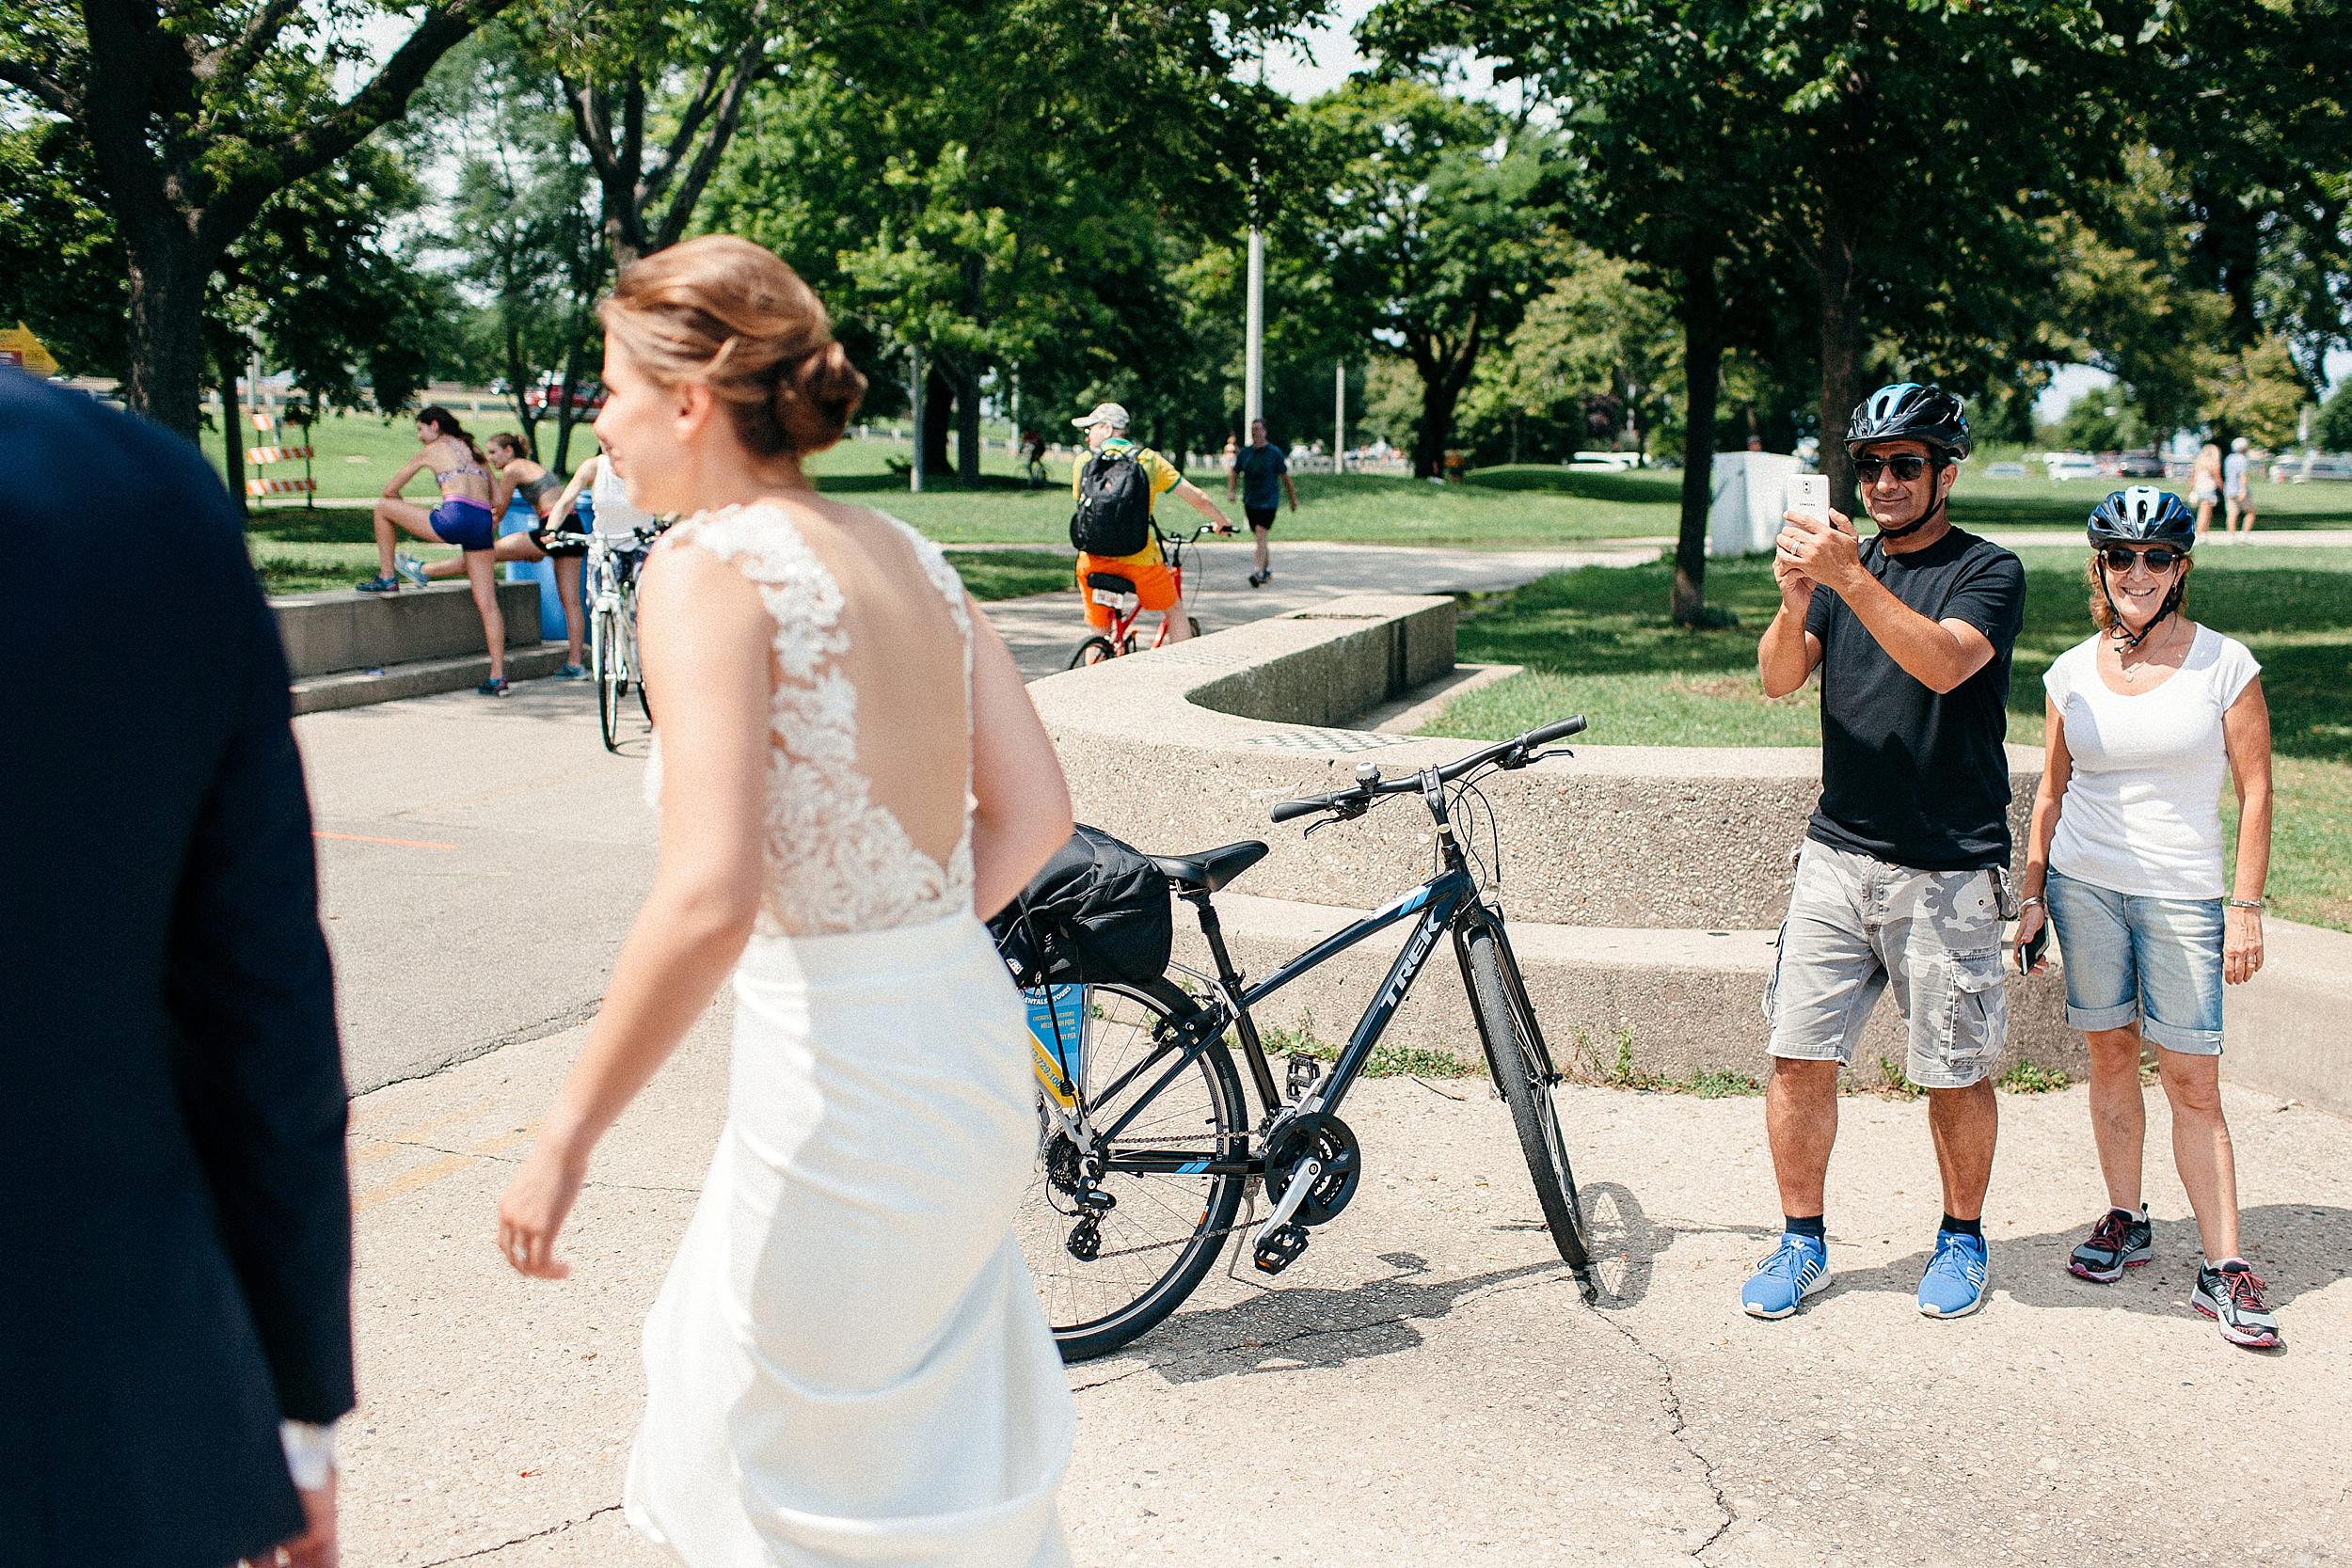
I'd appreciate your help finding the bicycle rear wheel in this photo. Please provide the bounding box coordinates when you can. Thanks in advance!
[595,605,623,752]
[1464,927,1598,1300]
[1068,635,1117,669]
[1014,977,1246,1361]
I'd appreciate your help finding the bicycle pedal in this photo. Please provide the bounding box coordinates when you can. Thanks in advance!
[1253,1223,1309,1275]
[1286,1054,1324,1099]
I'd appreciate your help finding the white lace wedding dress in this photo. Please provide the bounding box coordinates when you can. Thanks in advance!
[623,501,1073,1566]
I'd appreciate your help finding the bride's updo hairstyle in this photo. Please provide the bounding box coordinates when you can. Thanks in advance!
[598,235,866,457]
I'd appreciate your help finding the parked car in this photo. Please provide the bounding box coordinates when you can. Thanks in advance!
[2269,450,2352,483]
[2115,449,2166,478]
[2040,451,2102,481]
[1984,461,2028,478]
[522,381,606,412]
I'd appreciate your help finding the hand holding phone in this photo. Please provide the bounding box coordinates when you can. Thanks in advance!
[2015,909,2051,974]
[1785,473,1830,526]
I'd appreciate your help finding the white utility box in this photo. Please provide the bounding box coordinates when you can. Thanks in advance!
[1708,451,1804,556]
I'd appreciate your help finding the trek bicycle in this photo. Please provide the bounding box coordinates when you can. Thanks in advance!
[1067,521,1225,668]
[544,527,659,751]
[1009,717,1599,1361]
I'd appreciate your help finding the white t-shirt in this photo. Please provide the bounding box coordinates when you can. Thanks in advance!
[2043,626,2261,898]
[590,454,655,537]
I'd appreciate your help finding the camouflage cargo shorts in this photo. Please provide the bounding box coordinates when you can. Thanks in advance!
[1763,838,2011,1090]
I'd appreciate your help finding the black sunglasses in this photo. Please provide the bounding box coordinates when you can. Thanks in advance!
[2102,545,2185,572]
[1853,453,1933,483]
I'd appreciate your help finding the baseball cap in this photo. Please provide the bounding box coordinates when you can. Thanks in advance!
[1071,401,1130,431]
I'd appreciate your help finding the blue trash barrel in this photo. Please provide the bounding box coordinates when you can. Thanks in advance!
[498,497,569,641]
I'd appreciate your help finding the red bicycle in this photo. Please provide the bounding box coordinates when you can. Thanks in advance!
[1067,522,1224,668]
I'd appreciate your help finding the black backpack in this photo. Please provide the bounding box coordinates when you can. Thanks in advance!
[989,824,1173,988]
[1069,447,1154,556]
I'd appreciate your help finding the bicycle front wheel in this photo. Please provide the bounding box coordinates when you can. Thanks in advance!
[628,602,652,724]
[1014,978,1247,1361]
[595,604,623,752]
[1464,927,1598,1300]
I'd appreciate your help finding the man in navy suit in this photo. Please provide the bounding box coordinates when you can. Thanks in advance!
[0,368,354,1567]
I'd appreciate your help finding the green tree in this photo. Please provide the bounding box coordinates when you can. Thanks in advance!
[0,0,516,437]
[1296,80,1561,478]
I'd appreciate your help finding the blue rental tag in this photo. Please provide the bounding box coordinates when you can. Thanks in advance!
[1025,984,1087,1107]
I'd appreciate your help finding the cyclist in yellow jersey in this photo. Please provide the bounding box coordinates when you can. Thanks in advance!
[1070,402,1235,644]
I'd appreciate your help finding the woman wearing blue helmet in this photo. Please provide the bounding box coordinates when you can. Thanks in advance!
[2014,486,2282,1347]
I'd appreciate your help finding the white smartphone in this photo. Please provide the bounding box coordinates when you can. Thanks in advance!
[1785,473,1830,525]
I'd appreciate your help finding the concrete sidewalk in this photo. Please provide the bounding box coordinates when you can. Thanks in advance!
[340,1006,2352,1566]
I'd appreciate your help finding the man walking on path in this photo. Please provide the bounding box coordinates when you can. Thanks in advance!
[1746,382,2026,1323]
[2223,436,2258,534]
[1069,401,1234,645]
[1230,417,1299,588]
[0,368,355,1567]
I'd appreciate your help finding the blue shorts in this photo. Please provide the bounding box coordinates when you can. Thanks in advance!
[2044,868,2224,1053]
[429,497,497,551]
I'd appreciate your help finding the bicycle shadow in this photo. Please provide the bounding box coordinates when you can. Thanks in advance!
[1132,1251,1572,1385]
[1810,1201,2352,1333]
[1485,1180,1681,1308]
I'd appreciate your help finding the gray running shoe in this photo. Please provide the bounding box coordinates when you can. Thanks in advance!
[2069,1210,2153,1283]
[2193,1260,2281,1349]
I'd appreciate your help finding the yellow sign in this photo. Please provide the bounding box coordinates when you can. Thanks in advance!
[0,323,58,377]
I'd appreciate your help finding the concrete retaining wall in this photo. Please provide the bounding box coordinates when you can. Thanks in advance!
[274,583,543,679]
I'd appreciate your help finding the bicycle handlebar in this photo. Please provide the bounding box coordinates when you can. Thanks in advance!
[1267,716,1586,825]
[539,527,659,549]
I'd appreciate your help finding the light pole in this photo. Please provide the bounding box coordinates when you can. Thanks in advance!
[1334,360,1346,474]
[909,342,925,494]
[1245,224,1264,432]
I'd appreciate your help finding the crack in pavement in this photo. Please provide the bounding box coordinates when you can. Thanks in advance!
[352,998,604,1098]
[1594,1307,1736,1561]
[1068,1271,1563,1395]
[410,1502,625,1566]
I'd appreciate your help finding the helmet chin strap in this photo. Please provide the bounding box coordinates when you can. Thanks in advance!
[2101,566,2184,652]
[1869,459,1948,542]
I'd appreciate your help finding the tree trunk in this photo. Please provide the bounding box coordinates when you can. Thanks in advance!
[1815,237,1863,517]
[922,366,953,479]
[1413,364,1467,480]
[553,333,592,472]
[122,228,212,441]
[215,333,250,519]
[954,361,982,484]
[503,311,541,460]
[1672,264,1724,627]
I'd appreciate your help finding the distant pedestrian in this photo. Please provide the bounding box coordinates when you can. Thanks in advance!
[1,367,354,1568]
[1022,427,1049,488]
[2223,436,2257,534]
[1067,401,1235,646]
[412,433,588,677]
[1748,383,2025,1324]
[362,404,513,696]
[1228,417,1298,588]
[2189,442,2223,537]
[2015,487,2280,1348]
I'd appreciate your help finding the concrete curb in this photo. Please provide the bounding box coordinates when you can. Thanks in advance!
[291,645,570,714]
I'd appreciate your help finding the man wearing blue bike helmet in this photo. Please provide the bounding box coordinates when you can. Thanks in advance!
[1747,383,2026,1323]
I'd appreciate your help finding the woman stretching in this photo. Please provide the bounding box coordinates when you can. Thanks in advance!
[2015,486,2280,1349]
[359,405,512,696]
[412,433,588,678]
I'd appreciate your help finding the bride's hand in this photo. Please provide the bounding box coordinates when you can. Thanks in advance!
[499,1136,590,1278]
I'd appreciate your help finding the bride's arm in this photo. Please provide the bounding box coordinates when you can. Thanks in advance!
[498,545,771,1278]
[968,598,1073,920]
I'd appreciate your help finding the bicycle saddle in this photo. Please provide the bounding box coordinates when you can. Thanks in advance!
[1084,571,1138,594]
[1150,840,1270,895]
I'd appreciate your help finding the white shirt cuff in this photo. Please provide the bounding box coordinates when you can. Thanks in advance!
[279,1419,339,1490]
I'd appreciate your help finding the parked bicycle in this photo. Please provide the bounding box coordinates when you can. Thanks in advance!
[1067,521,1218,669]
[1001,717,1600,1361]
[542,526,660,751]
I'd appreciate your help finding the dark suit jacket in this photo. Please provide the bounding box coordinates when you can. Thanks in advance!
[0,370,354,1567]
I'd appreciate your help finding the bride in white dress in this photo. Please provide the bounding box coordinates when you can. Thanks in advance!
[497,235,1077,1566]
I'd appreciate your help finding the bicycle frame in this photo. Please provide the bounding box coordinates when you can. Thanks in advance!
[1083,523,1197,654]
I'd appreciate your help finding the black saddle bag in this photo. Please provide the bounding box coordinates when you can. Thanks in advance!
[989,824,1173,988]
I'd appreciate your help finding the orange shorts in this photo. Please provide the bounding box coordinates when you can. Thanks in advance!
[1076,546,1178,629]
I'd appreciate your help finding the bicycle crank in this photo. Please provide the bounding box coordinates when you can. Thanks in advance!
[1263,1113,1361,1227]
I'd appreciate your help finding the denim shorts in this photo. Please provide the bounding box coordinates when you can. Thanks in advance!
[2043,868,2224,1053]
[1763,839,2010,1089]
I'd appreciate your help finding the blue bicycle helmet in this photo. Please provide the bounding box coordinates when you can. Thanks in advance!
[1845,383,1972,460]
[2088,486,2196,549]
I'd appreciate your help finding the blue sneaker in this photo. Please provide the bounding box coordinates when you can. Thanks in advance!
[1740,1231,1829,1320]
[552,662,588,680]
[354,573,399,594]
[394,552,430,587]
[1917,1230,1991,1318]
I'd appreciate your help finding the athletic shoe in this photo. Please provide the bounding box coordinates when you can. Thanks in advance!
[553,662,588,680]
[476,676,509,698]
[1740,1231,1829,1320]
[2193,1260,2282,1349]
[1917,1230,1991,1319]
[355,574,399,594]
[395,552,429,587]
[1248,569,1272,588]
[2069,1210,2153,1283]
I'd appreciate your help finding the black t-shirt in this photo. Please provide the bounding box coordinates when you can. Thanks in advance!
[1803,526,2026,870]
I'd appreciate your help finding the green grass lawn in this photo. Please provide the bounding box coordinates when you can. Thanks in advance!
[1425,546,2352,931]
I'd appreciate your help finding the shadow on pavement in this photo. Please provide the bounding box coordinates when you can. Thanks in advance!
[1812,1202,2352,1326]
[1137,1252,1573,1383]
